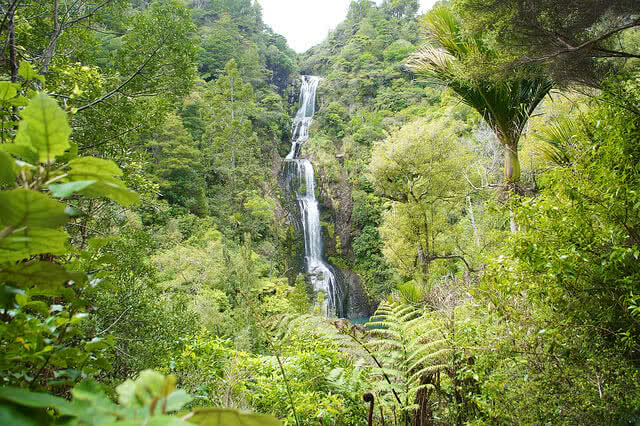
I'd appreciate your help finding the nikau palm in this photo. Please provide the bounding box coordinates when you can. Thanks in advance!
[408,7,553,188]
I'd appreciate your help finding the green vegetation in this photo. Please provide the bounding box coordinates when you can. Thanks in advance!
[1,0,640,424]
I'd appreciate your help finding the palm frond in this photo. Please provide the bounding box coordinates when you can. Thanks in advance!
[422,6,477,59]
[408,5,553,151]
[452,78,553,145]
[535,118,578,166]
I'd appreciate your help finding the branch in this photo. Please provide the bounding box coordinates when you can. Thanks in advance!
[75,37,167,113]
[534,18,640,61]
[40,0,60,74]
[428,254,474,271]
[0,0,21,39]
[60,0,87,22]
[80,24,125,36]
[62,0,114,29]
[592,47,640,59]
[97,305,133,335]
[78,123,145,151]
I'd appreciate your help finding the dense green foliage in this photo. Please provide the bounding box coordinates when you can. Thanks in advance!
[454,0,640,86]
[2,0,640,424]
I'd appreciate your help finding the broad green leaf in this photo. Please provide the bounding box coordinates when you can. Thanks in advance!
[28,287,73,298]
[0,144,38,164]
[186,408,283,426]
[56,141,78,163]
[0,189,68,228]
[0,386,72,412]
[49,180,96,198]
[68,157,123,181]
[9,96,29,107]
[15,93,71,163]
[65,206,83,217]
[0,403,50,426]
[161,375,177,398]
[0,82,18,101]
[0,260,81,289]
[72,379,115,407]
[88,237,116,250]
[108,416,190,426]
[0,207,67,259]
[0,227,67,262]
[116,379,136,407]
[18,61,44,83]
[134,370,165,406]
[0,285,25,309]
[23,300,49,316]
[67,158,139,205]
[85,336,115,352]
[81,181,139,206]
[164,390,192,412]
[67,380,119,423]
[148,417,191,426]
[0,150,16,186]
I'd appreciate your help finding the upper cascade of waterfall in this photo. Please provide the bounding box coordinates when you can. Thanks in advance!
[286,76,321,160]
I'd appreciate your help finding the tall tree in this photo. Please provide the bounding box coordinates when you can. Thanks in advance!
[370,118,471,278]
[408,7,552,190]
[204,59,259,213]
[381,0,420,19]
[146,113,208,216]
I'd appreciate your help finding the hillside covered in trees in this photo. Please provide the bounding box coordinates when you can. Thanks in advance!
[1,0,640,424]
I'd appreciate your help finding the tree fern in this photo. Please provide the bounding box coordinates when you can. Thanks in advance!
[267,309,454,425]
[365,301,451,424]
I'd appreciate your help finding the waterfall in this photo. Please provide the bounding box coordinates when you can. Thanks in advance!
[283,76,343,316]
[286,76,319,160]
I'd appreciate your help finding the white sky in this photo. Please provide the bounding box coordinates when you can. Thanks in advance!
[256,0,438,53]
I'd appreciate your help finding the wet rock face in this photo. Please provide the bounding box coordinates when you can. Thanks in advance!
[277,164,305,286]
[288,77,301,108]
[339,269,372,320]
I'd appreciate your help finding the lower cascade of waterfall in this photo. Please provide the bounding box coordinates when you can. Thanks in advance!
[281,75,344,317]
[282,160,344,317]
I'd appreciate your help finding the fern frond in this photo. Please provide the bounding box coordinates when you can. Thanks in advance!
[407,338,448,357]
[410,363,450,384]
[368,338,404,349]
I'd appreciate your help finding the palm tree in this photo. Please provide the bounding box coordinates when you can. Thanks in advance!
[408,7,553,189]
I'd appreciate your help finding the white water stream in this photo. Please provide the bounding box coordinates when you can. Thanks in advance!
[284,76,341,316]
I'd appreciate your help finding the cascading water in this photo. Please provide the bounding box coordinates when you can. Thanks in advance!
[283,76,343,317]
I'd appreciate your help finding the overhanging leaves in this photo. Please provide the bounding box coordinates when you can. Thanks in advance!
[67,158,139,205]
[0,151,17,186]
[0,228,68,263]
[0,189,68,228]
[0,144,38,165]
[48,181,96,198]
[0,261,82,289]
[186,408,283,426]
[15,93,71,164]
[0,82,18,101]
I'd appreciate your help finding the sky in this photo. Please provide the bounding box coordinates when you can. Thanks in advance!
[256,0,438,53]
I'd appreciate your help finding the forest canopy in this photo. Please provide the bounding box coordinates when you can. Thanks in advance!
[1,0,640,424]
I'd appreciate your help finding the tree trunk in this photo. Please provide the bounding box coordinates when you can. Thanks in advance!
[467,195,480,247]
[40,0,60,75]
[503,143,520,186]
[7,3,18,82]
[509,209,519,232]
[504,142,521,232]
